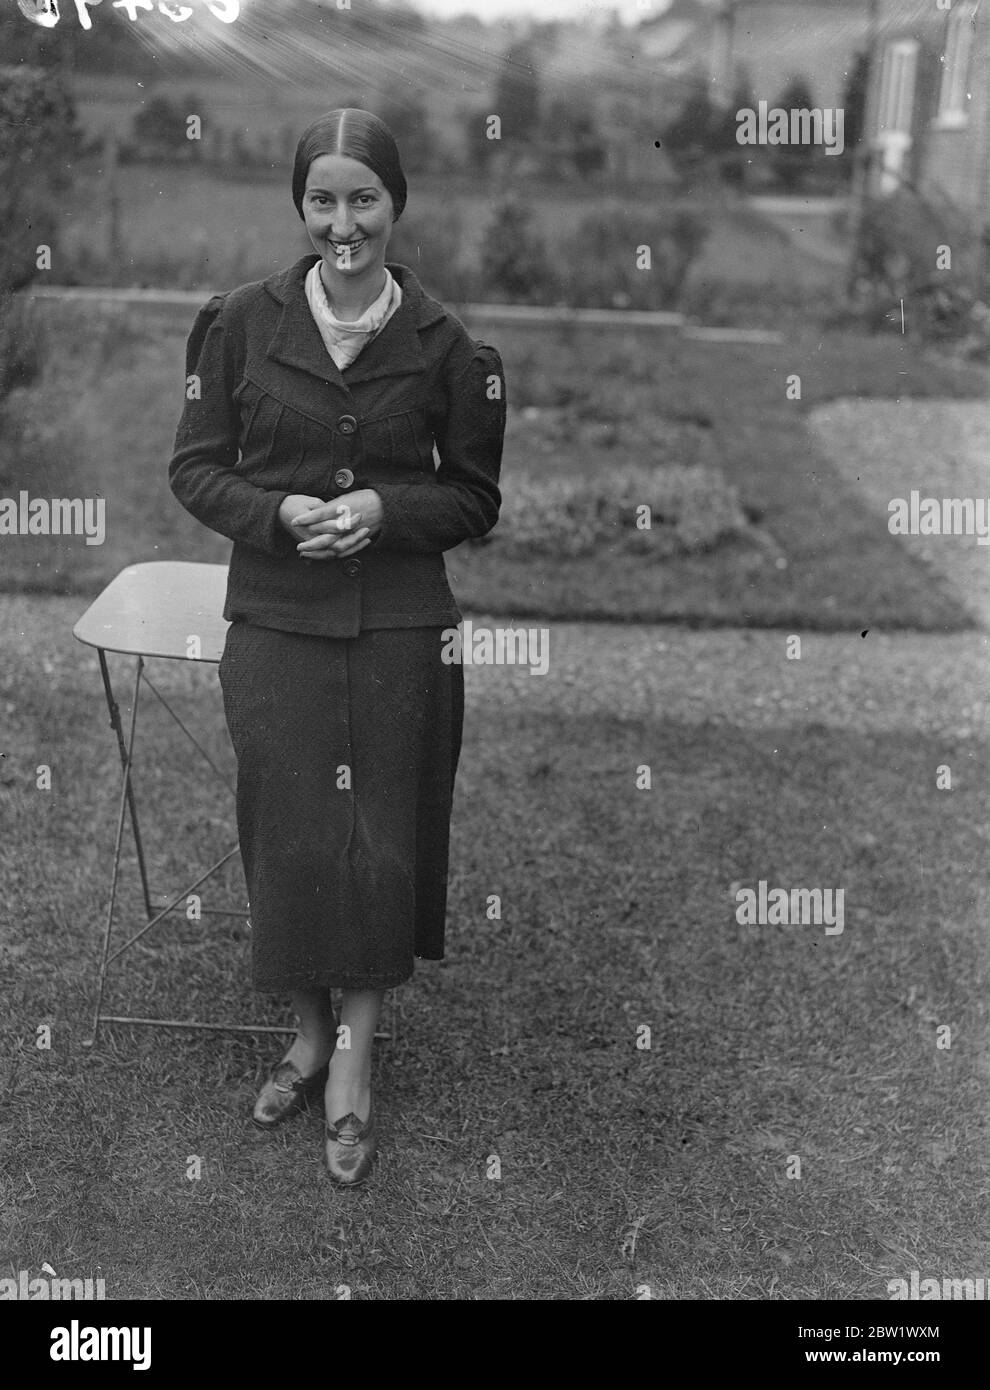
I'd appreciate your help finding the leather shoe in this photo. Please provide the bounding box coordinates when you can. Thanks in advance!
[252,1058,328,1131]
[325,1103,377,1185]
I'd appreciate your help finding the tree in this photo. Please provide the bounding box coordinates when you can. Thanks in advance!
[464,105,499,175]
[375,92,434,174]
[770,76,818,192]
[658,82,722,181]
[493,40,541,148]
[133,96,191,161]
[542,90,607,180]
[478,194,554,304]
[0,64,81,294]
[841,50,870,153]
[718,74,759,187]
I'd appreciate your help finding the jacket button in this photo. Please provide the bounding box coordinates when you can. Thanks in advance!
[334,468,355,489]
[343,559,362,577]
[337,414,357,435]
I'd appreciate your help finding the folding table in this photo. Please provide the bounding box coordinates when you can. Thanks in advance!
[74,560,394,1048]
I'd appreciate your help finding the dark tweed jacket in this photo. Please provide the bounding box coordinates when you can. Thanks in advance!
[169,255,506,638]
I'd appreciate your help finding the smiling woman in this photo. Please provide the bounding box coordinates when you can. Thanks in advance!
[293,109,408,323]
[167,107,506,1188]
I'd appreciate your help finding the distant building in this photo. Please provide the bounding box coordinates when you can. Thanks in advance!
[864,0,988,227]
[636,0,871,109]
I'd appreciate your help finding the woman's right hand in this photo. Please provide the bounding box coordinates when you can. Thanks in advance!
[278,494,368,560]
[279,493,357,545]
[279,495,328,541]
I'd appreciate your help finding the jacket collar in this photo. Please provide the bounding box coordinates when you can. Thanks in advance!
[262,255,447,388]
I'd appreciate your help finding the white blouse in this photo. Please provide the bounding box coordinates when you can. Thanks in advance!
[304,260,403,371]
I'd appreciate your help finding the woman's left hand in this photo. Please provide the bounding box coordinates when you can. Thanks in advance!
[292,489,384,560]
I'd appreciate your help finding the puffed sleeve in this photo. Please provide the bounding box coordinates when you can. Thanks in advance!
[168,294,295,558]
[370,337,505,554]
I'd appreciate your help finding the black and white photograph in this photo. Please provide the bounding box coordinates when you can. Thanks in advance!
[1,0,989,1335]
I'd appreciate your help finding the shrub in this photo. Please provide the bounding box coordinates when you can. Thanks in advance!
[477,194,557,304]
[848,192,953,307]
[387,203,476,303]
[0,294,46,401]
[659,85,724,180]
[841,191,990,357]
[477,463,751,559]
[131,94,206,162]
[0,296,55,509]
[0,64,81,294]
[557,202,709,310]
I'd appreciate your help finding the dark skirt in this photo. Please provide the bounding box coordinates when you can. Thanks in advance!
[218,621,464,992]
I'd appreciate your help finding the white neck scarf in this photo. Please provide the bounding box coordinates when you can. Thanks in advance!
[304,261,402,371]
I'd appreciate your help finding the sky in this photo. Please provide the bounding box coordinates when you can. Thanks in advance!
[409,0,675,24]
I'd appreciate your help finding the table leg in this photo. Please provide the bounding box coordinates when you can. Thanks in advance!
[83,653,150,1047]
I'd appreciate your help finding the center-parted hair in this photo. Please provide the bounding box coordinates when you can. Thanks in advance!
[292,108,407,222]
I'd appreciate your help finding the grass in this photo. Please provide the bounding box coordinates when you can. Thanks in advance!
[2,601,989,1298]
[54,163,837,305]
[1,295,987,630]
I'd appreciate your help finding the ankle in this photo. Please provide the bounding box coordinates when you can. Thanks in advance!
[285,1032,333,1074]
[328,1047,371,1079]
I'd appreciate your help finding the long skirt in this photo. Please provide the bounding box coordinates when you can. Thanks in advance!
[218,621,464,992]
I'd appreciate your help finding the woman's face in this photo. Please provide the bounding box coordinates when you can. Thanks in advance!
[302,154,394,285]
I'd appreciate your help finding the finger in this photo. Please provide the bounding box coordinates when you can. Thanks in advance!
[296,534,337,553]
[333,534,371,556]
[331,526,370,546]
[297,539,339,558]
[306,514,362,536]
[327,529,370,555]
[294,506,361,528]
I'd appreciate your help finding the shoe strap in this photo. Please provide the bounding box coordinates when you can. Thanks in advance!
[327,1112,368,1143]
[271,1061,305,1094]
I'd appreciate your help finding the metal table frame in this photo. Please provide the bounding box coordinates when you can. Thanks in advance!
[74,561,394,1048]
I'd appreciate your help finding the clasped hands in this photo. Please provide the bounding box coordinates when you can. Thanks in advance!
[278,489,384,560]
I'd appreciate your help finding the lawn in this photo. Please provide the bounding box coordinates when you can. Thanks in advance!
[55,163,837,307]
[1,294,986,631]
[1,602,989,1298]
[3,294,989,1299]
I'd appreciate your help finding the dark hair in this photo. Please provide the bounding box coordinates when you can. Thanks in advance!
[292,108,407,222]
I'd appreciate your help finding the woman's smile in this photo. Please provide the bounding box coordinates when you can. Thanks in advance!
[328,236,367,256]
[302,153,394,300]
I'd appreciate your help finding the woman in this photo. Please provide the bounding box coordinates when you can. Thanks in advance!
[169,109,506,1184]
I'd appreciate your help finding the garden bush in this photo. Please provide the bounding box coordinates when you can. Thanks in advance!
[474,462,751,559]
[557,202,709,310]
[387,202,477,304]
[0,64,81,295]
[0,64,77,428]
[476,194,557,305]
[839,191,990,359]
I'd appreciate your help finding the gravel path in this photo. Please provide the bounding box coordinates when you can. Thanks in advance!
[7,597,990,740]
[808,398,990,628]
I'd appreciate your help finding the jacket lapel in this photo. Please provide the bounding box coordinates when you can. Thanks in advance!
[264,257,445,396]
[265,257,347,391]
